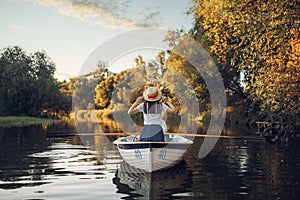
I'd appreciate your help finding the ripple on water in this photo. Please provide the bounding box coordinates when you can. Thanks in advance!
[0,139,123,200]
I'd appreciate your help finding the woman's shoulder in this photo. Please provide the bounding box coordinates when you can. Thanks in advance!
[161,102,168,110]
[136,102,144,111]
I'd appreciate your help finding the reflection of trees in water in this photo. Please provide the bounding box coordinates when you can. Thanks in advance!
[75,118,122,134]
[74,109,186,134]
[74,110,123,133]
[74,108,258,137]
[43,120,77,134]
[0,126,50,189]
[81,135,119,165]
[184,137,300,199]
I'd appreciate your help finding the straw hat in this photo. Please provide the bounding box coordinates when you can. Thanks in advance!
[143,87,162,102]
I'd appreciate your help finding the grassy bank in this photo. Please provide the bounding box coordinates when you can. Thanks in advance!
[0,116,52,128]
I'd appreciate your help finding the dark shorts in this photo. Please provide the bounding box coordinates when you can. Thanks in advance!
[140,124,164,142]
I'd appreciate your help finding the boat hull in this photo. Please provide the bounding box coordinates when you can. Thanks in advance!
[114,136,193,172]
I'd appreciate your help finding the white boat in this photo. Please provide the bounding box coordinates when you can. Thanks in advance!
[113,135,193,172]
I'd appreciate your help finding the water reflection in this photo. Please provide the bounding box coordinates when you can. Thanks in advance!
[0,126,50,189]
[74,111,199,135]
[0,122,300,199]
[113,161,192,199]
[0,124,123,199]
[184,137,300,199]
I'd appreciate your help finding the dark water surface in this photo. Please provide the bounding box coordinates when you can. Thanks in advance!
[0,122,299,200]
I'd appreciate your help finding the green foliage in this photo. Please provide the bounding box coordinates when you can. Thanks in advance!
[94,54,201,116]
[94,67,146,110]
[0,46,71,117]
[0,116,52,127]
[190,0,300,133]
[95,75,116,109]
[165,53,210,111]
[72,77,98,110]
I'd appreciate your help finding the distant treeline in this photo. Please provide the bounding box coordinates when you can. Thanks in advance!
[0,46,71,118]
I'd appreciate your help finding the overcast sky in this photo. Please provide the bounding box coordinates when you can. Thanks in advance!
[0,0,193,80]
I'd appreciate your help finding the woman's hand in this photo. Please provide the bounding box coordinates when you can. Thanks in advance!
[162,96,176,113]
[136,96,144,103]
[128,96,144,115]
[162,96,168,102]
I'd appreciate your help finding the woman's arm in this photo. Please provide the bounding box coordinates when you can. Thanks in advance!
[128,96,144,114]
[162,96,176,113]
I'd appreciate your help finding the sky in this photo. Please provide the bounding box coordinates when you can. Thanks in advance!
[0,0,193,80]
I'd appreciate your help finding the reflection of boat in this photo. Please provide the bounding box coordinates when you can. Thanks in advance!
[113,135,193,172]
[113,161,193,199]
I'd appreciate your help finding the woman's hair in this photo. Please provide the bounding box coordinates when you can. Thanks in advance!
[143,100,162,114]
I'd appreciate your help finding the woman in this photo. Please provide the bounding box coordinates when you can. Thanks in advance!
[128,87,176,141]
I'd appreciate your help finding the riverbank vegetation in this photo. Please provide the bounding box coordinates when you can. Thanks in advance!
[0,116,52,128]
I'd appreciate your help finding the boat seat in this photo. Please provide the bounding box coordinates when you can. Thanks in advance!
[168,136,177,142]
[140,124,164,142]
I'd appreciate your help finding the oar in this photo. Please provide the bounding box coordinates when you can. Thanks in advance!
[46,132,264,140]
[74,133,262,140]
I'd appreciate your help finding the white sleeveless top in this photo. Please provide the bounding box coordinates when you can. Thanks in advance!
[136,103,168,132]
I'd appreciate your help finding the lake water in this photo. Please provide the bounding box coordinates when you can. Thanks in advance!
[0,122,299,200]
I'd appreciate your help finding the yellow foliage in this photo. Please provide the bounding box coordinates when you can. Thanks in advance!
[190,0,300,132]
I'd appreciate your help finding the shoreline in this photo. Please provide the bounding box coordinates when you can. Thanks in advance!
[0,116,54,128]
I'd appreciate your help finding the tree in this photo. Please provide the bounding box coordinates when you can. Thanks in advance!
[163,31,211,112]
[0,46,32,115]
[0,46,71,117]
[95,75,116,109]
[156,51,168,75]
[189,0,300,134]
[250,33,300,133]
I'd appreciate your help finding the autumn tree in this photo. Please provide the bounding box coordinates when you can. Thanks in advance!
[163,31,211,111]
[94,55,183,111]
[94,75,116,109]
[190,0,300,133]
